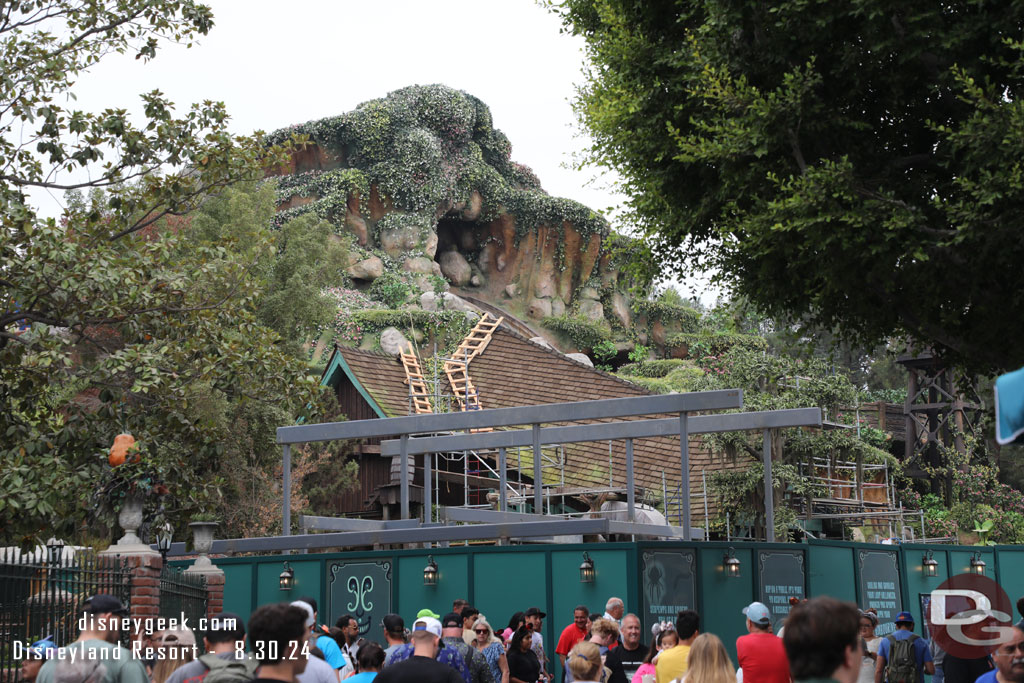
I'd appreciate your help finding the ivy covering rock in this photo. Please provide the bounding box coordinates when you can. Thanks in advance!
[266,84,693,360]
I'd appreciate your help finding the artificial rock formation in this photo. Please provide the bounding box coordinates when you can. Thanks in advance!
[268,85,692,356]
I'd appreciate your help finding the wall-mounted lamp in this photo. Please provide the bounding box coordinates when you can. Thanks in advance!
[970,553,986,576]
[922,551,938,578]
[279,561,295,591]
[579,552,595,584]
[423,556,439,586]
[724,548,741,578]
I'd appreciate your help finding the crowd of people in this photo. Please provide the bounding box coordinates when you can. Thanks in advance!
[17,594,1024,683]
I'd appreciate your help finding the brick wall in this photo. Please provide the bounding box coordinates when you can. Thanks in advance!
[125,554,162,642]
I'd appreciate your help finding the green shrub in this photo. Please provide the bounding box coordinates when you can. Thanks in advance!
[541,315,612,351]
[666,331,768,357]
[632,300,701,331]
[617,359,687,378]
[367,272,411,308]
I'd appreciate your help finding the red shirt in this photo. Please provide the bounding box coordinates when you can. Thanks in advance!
[736,631,790,683]
[556,623,588,655]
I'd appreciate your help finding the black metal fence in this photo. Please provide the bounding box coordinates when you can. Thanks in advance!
[0,548,131,683]
[158,566,207,628]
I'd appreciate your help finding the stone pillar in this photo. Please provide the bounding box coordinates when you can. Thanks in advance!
[205,572,225,620]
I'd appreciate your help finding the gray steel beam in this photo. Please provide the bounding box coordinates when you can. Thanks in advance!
[380,408,822,456]
[277,390,743,444]
[498,447,507,512]
[282,444,291,537]
[400,434,409,520]
[301,516,421,531]
[163,518,695,556]
[626,438,635,523]
[440,507,556,523]
[680,413,691,541]
[424,451,432,524]
[763,429,774,542]
[532,424,541,513]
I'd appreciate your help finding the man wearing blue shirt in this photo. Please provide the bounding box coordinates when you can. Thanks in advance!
[875,612,934,683]
[974,624,1024,683]
[296,596,351,676]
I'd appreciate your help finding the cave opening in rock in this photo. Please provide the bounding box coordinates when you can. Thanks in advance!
[434,216,484,289]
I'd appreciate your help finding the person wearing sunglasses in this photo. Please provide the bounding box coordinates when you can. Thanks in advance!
[857,610,881,683]
[472,617,509,683]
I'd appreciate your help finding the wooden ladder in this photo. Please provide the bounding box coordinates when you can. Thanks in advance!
[444,313,503,415]
[400,342,434,415]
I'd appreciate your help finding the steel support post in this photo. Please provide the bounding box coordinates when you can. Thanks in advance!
[498,447,507,512]
[532,424,542,513]
[282,444,291,537]
[626,438,635,522]
[400,434,409,520]
[763,429,774,542]
[424,451,432,524]
[680,413,691,540]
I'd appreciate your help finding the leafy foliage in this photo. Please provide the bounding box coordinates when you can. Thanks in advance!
[267,85,609,249]
[367,272,412,309]
[541,314,613,351]
[555,0,1024,373]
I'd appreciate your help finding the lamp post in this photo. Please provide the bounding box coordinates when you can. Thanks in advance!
[156,524,172,566]
[46,538,65,567]
[970,553,986,575]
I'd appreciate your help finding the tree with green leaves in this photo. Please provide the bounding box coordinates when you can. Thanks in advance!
[554,0,1024,374]
[0,1,347,546]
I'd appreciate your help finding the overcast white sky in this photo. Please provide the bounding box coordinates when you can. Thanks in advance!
[53,0,718,302]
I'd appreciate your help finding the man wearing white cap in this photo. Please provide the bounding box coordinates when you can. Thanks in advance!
[376,617,462,683]
[291,601,351,683]
[737,602,790,683]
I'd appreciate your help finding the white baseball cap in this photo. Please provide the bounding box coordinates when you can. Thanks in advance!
[411,616,442,638]
[290,601,315,628]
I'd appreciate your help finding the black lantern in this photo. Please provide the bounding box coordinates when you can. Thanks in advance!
[156,523,173,565]
[970,553,986,575]
[724,548,741,578]
[423,556,439,586]
[46,538,65,567]
[579,552,595,583]
[279,561,295,591]
[922,551,938,578]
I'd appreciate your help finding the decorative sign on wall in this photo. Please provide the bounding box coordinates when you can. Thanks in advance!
[328,560,393,641]
[640,550,696,637]
[858,550,903,636]
[757,551,806,631]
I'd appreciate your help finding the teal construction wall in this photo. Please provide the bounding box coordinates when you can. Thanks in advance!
[188,540,1024,683]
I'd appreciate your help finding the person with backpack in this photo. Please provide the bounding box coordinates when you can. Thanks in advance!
[166,612,254,683]
[873,612,934,683]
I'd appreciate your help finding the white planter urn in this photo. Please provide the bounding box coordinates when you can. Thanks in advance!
[101,492,158,557]
[185,521,222,576]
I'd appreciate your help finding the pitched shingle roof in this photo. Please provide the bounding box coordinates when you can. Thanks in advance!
[328,325,749,522]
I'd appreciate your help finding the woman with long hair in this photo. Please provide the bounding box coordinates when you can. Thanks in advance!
[473,615,510,683]
[149,628,197,683]
[506,627,541,683]
[673,633,734,683]
[502,612,526,646]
